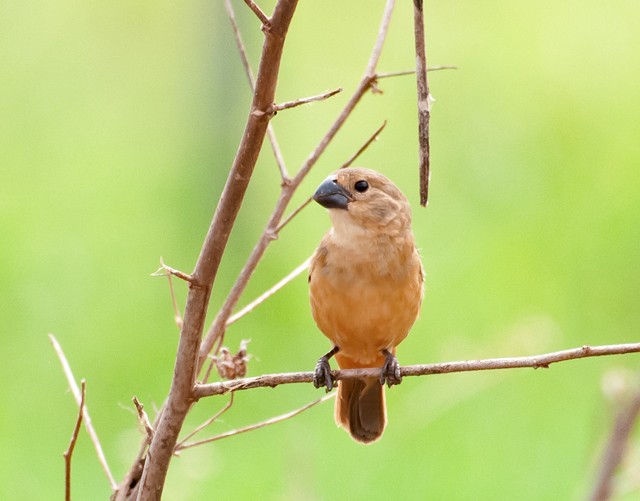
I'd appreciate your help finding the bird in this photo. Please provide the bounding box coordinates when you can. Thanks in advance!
[309,167,424,443]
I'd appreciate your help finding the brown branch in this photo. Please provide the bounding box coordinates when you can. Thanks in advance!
[243,0,271,29]
[376,65,457,79]
[63,379,86,501]
[225,0,289,180]
[193,343,640,399]
[135,2,301,499]
[49,335,118,492]
[271,88,342,112]
[588,386,640,501]
[413,0,431,206]
[198,0,398,365]
[178,393,334,450]
[151,259,195,285]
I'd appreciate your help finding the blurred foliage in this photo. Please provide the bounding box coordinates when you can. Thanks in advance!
[1,0,639,499]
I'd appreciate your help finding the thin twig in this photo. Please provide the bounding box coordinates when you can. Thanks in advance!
[175,393,235,451]
[49,335,118,492]
[225,0,289,180]
[243,0,271,28]
[63,379,86,501]
[226,257,311,326]
[198,0,398,366]
[588,387,640,501]
[194,343,640,398]
[376,65,457,79]
[413,0,431,206]
[133,397,155,444]
[178,393,334,450]
[339,120,387,169]
[271,88,342,113]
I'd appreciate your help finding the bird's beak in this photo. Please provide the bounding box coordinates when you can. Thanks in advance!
[313,178,352,210]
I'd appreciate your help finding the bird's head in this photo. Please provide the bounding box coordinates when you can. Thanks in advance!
[313,167,412,237]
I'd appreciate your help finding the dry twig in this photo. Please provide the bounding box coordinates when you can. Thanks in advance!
[177,393,334,451]
[49,335,118,492]
[194,343,640,398]
[63,379,86,501]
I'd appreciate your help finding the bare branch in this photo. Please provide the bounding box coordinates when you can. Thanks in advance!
[271,88,342,113]
[136,2,301,497]
[198,0,398,365]
[243,0,271,29]
[178,393,334,450]
[225,0,289,180]
[49,335,118,492]
[64,379,86,501]
[588,385,640,501]
[194,343,640,399]
[175,393,235,452]
[413,0,431,206]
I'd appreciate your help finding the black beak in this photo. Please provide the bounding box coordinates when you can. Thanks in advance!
[313,178,352,210]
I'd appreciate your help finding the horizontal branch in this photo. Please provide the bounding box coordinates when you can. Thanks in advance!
[193,342,640,399]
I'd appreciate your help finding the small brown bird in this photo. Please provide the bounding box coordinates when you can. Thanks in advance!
[309,167,424,443]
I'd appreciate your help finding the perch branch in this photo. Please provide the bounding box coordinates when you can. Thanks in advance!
[49,334,118,492]
[194,343,640,398]
[198,0,398,364]
[177,393,334,450]
[135,2,301,498]
[588,386,640,501]
[63,379,86,501]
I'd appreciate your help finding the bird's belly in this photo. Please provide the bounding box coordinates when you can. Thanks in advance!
[310,273,420,367]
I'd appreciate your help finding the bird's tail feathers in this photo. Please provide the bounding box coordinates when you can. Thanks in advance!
[335,377,386,444]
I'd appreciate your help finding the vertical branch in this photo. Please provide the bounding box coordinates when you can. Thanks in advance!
[134,1,300,499]
[413,0,431,206]
[64,380,86,501]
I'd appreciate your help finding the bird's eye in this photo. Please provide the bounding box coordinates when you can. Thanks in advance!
[354,180,369,193]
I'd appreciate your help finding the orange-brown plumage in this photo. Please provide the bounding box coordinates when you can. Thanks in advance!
[309,167,424,443]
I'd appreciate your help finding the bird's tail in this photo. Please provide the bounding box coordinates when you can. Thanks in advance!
[335,377,386,444]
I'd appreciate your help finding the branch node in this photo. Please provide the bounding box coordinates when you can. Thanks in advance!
[152,258,197,285]
[243,0,271,30]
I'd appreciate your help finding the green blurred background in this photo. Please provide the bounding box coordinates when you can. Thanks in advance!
[2,0,639,499]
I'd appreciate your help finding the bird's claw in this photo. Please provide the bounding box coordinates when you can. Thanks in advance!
[313,356,335,392]
[381,350,402,387]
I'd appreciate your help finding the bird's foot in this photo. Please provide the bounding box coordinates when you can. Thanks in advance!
[313,356,335,392]
[381,349,402,387]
